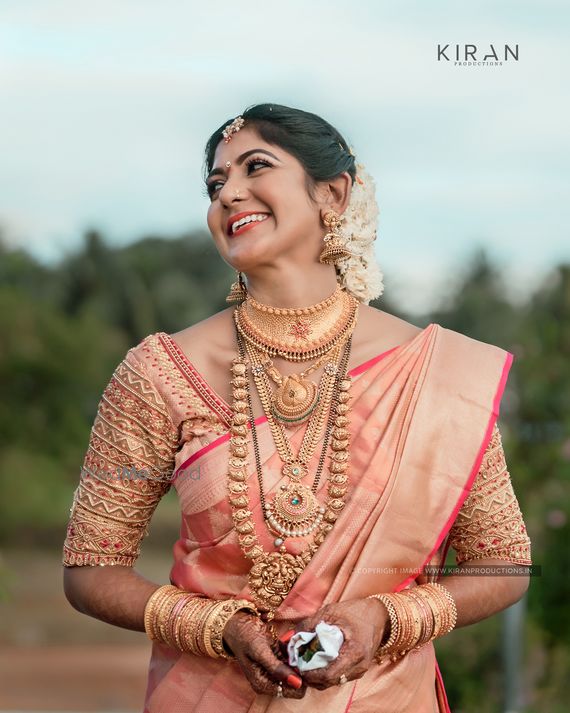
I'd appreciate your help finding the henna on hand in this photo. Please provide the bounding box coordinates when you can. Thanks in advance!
[223,611,306,698]
[292,598,387,690]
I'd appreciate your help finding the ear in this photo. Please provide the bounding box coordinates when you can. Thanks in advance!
[315,172,353,216]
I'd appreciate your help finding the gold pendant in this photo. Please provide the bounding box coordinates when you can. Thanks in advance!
[281,459,308,481]
[264,483,325,538]
[271,374,319,424]
[249,551,306,610]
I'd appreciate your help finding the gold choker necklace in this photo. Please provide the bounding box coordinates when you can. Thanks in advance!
[235,284,359,362]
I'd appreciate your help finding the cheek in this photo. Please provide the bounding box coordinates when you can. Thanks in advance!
[206,204,216,232]
[206,205,227,252]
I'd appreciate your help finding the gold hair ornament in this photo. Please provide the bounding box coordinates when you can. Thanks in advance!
[223,116,245,143]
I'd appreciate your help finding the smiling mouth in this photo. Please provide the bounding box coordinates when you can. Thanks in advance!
[229,213,270,237]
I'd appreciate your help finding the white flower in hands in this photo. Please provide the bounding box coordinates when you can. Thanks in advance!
[287,621,345,672]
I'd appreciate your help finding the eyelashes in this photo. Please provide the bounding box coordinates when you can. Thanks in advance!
[244,156,273,172]
[206,157,274,199]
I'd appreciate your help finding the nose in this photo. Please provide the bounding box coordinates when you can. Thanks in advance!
[219,177,246,207]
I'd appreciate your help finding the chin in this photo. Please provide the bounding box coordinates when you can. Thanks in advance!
[226,238,276,272]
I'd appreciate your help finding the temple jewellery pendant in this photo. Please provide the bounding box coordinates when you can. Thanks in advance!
[264,482,326,542]
[252,362,321,426]
[271,372,319,424]
[252,362,336,426]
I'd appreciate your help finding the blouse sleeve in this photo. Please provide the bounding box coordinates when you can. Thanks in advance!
[62,348,179,567]
[448,424,532,566]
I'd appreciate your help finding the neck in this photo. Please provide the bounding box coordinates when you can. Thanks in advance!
[244,264,339,309]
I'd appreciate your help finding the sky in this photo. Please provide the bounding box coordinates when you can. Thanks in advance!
[0,0,569,313]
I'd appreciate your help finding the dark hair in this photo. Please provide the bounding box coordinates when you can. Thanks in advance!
[203,103,356,198]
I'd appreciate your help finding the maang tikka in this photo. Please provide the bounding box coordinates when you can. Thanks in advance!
[226,270,248,303]
[223,116,245,143]
[318,210,353,265]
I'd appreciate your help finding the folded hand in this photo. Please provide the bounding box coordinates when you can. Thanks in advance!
[290,598,387,691]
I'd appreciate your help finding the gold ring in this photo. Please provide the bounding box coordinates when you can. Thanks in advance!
[339,673,348,685]
[276,683,283,698]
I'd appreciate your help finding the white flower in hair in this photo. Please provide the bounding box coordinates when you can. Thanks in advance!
[338,162,384,305]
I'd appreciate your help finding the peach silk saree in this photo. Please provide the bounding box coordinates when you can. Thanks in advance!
[143,323,513,713]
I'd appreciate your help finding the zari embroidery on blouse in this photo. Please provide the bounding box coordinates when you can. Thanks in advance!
[156,332,233,428]
[449,424,532,565]
[62,352,179,567]
[142,333,232,437]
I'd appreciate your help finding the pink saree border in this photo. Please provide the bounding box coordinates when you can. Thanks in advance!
[344,681,358,712]
[348,345,398,376]
[435,660,452,713]
[173,414,268,478]
[394,350,514,593]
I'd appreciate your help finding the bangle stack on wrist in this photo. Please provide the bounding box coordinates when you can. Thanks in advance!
[368,582,457,663]
[144,584,260,659]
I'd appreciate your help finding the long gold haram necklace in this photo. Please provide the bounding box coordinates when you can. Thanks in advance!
[227,329,353,618]
[245,338,343,540]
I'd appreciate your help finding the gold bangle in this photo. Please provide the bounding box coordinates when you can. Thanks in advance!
[412,585,444,639]
[145,589,261,660]
[430,582,458,634]
[210,599,260,659]
[187,599,212,656]
[367,594,398,662]
[425,584,448,637]
[412,583,457,640]
[168,593,194,649]
[179,598,209,654]
[143,585,179,641]
[368,591,423,660]
[175,597,205,653]
[393,593,417,655]
[202,601,225,658]
[406,588,435,646]
[157,589,185,646]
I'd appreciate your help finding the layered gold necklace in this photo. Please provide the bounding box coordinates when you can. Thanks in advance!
[227,286,358,621]
[234,284,358,426]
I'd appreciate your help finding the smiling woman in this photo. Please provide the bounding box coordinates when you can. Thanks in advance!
[62,103,531,713]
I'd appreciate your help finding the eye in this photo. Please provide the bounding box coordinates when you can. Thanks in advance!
[206,179,224,200]
[245,156,273,173]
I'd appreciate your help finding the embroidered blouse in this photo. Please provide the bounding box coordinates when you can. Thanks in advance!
[62,333,531,569]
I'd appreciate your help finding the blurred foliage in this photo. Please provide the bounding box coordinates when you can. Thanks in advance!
[0,231,568,711]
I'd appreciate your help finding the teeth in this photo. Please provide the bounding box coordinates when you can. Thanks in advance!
[231,214,268,234]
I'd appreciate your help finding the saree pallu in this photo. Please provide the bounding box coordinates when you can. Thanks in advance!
[143,323,513,713]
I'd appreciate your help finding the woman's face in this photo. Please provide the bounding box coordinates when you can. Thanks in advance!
[205,127,324,273]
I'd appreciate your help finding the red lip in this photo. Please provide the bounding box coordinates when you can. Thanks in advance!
[227,211,270,237]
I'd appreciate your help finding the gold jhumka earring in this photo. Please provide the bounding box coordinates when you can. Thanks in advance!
[318,210,353,265]
[226,270,248,303]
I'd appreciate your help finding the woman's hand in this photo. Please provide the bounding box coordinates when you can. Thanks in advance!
[223,611,306,699]
[292,598,388,690]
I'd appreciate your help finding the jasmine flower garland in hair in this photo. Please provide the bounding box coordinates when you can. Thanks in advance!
[337,163,385,305]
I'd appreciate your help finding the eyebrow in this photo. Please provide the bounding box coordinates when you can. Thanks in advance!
[207,148,281,181]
